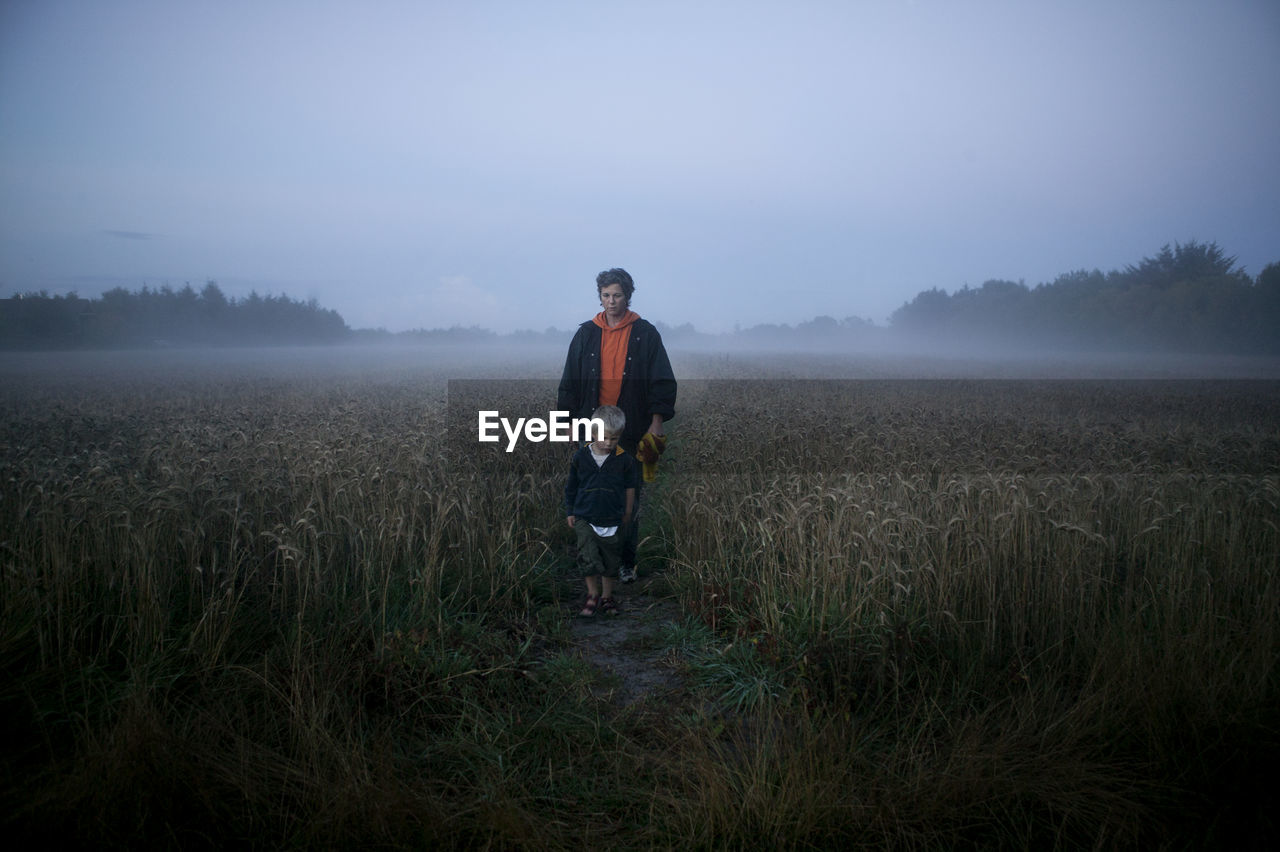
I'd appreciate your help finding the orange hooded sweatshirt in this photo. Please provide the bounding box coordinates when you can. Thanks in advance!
[593,309,639,407]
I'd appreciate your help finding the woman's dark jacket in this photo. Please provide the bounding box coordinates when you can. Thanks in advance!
[557,318,677,449]
[564,447,640,526]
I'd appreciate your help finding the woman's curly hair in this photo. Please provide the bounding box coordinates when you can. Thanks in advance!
[596,268,635,304]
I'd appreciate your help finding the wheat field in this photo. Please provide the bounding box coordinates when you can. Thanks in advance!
[2,349,1277,849]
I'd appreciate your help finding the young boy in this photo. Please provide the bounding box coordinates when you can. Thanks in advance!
[564,405,638,616]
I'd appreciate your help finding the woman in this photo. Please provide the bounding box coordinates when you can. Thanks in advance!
[558,267,676,582]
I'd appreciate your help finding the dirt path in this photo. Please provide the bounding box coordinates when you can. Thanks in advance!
[566,572,688,708]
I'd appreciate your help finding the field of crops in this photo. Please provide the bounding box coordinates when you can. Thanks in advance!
[3,348,1278,849]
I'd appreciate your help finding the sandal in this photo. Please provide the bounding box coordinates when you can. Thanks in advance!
[599,597,619,616]
[578,594,599,617]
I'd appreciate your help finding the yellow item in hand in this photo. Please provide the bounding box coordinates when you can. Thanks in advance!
[636,432,667,483]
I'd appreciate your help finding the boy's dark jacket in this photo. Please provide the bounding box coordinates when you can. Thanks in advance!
[557,318,677,448]
[564,446,640,526]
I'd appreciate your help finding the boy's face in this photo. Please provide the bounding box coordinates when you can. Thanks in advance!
[592,430,620,454]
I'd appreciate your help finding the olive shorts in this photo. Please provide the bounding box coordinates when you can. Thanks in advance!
[575,521,623,579]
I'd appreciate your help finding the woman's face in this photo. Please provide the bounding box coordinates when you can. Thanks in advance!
[599,283,628,320]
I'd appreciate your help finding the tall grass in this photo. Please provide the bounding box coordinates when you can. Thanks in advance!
[2,364,1277,847]
[1,368,592,847]
[663,379,1280,847]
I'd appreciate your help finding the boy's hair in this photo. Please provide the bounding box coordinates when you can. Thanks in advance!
[592,404,626,436]
[596,268,635,304]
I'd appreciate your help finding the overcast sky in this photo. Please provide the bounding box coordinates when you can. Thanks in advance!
[2,0,1277,334]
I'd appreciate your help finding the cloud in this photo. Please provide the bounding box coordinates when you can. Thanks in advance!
[347,275,501,331]
[431,275,498,316]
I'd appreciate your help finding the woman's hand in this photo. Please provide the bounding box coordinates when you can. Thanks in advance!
[647,414,665,437]
[566,515,576,529]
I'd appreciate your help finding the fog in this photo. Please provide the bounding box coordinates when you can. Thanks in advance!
[3,342,1277,389]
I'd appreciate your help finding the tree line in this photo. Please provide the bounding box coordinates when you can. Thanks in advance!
[888,242,1279,354]
[3,242,1277,354]
[0,281,348,348]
